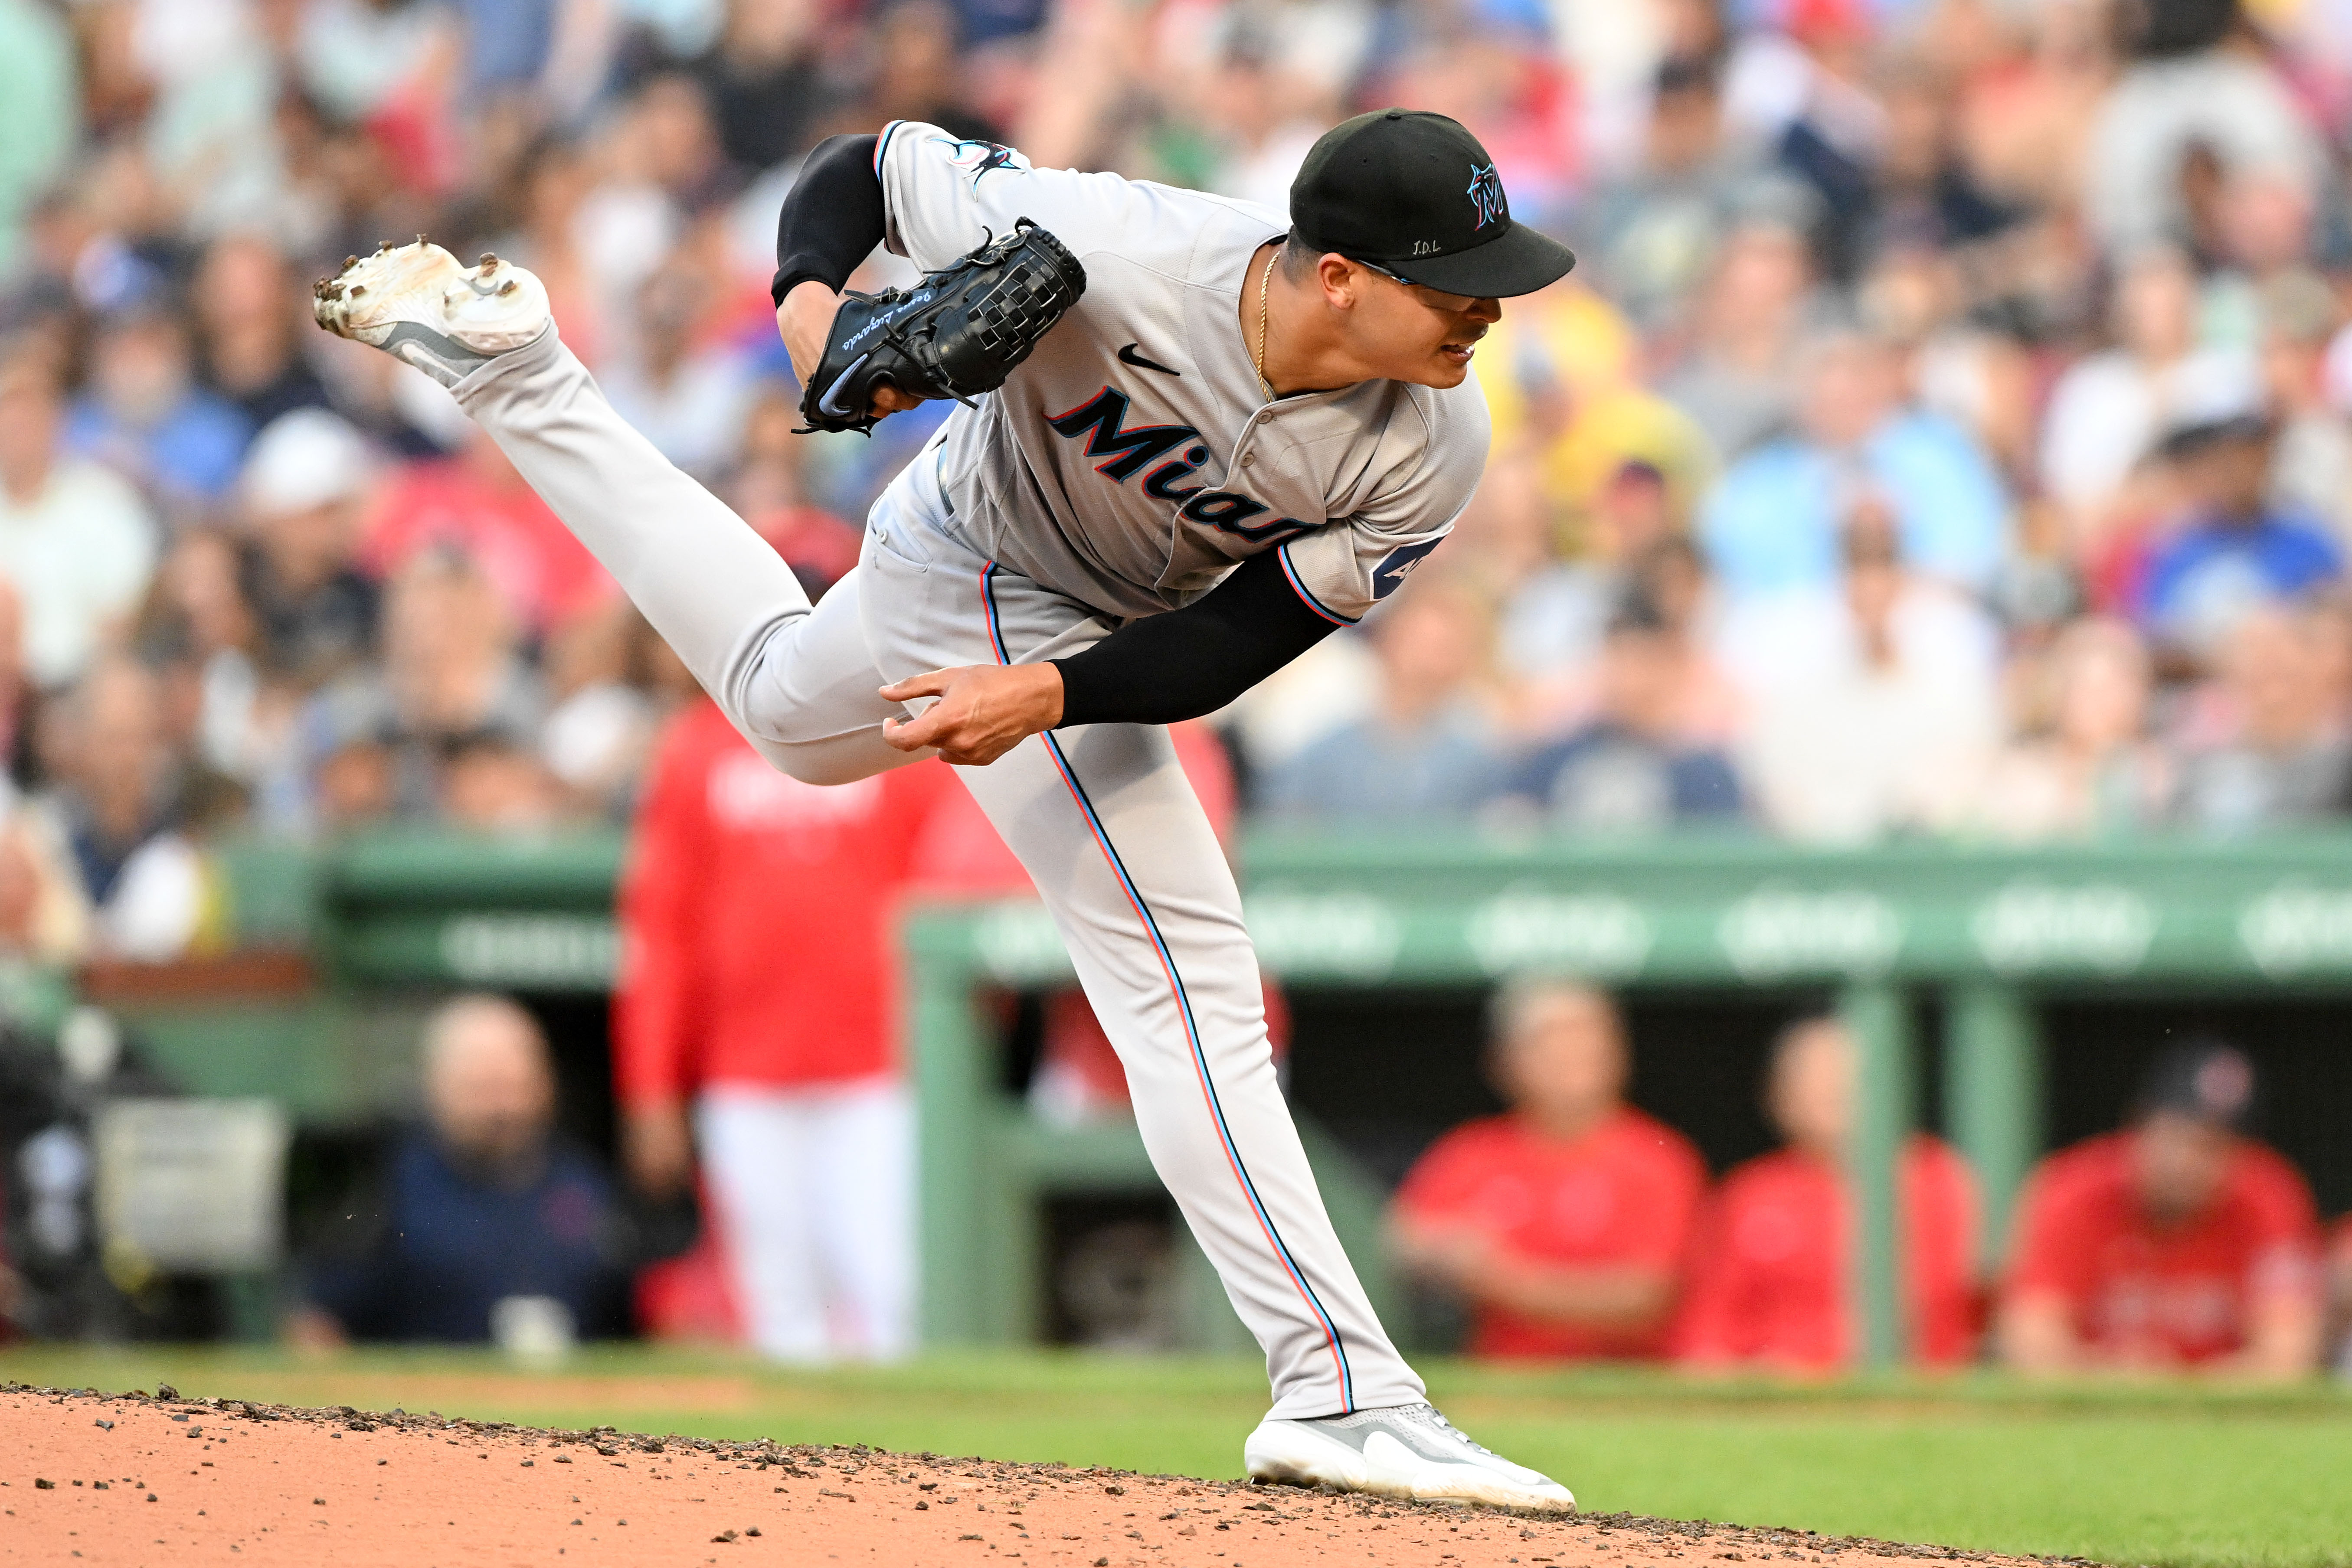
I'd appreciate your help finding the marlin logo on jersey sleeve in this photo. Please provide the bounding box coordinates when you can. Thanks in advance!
[1467,163,1506,228]
[934,137,1026,183]
[1046,386,1312,545]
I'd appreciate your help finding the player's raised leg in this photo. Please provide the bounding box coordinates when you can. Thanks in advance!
[311,241,911,787]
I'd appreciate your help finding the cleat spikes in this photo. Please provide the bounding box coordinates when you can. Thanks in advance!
[344,256,358,269]
[307,236,550,387]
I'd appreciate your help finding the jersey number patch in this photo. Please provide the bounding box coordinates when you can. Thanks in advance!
[1371,537,1443,598]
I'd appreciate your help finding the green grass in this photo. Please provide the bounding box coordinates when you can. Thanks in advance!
[7,1347,2350,1567]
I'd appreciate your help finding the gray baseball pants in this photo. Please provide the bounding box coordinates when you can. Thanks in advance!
[452,329,1422,1418]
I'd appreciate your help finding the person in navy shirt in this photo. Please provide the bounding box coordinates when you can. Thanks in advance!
[2139,409,2342,663]
[289,995,629,1346]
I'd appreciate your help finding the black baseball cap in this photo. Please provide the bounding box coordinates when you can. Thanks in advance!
[1289,108,1576,300]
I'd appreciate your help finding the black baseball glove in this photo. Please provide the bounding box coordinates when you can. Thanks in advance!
[797,217,1087,435]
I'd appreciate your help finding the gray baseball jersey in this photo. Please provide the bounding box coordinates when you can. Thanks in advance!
[874,120,1492,625]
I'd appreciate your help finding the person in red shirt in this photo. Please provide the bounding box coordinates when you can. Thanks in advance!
[1998,1041,2323,1379]
[614,697,950,1360]
[1389,982,1709,1360]
[1674,1016,1979,1373]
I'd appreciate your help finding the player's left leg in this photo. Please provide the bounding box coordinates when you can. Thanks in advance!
[862,538,1573,1510]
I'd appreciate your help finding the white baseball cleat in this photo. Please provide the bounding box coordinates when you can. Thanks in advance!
[311,238,550,388]
[1243,1402,1575,1512]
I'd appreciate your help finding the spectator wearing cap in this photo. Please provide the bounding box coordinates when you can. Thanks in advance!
[237,411,382,686]
[64,297,252,518]
[1391,981,1708,1361]
[2133,391,2341,666]
[1697,326,2010,603]
[1999,1042,2324,1378]
[1673,1015,1979,1373]
[0,348,158,691]
[1506,595,1744,833]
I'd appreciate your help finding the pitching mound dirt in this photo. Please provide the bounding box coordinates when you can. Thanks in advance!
[1,1384,2078,1567]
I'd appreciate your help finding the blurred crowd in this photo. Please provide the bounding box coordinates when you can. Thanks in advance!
[13,0,2352,963]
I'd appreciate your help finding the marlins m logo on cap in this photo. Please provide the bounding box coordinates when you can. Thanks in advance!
[1466,163,1506,229]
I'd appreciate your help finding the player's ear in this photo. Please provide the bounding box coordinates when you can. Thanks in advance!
[1316,253,1361,309]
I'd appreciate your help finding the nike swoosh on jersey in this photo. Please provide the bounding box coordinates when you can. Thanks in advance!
[1116,343,1181,377]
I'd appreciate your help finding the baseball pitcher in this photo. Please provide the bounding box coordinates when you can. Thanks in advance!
[314,107,1579,1509]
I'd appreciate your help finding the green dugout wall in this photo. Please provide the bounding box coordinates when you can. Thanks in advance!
[134,828,2352,1363]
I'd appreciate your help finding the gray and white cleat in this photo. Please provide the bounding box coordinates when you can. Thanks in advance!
[311,238,551,388]
[1244,1402,1575,1512]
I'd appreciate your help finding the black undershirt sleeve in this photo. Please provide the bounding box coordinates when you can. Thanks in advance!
[771,134,885,308]
[1050,547,1342,729]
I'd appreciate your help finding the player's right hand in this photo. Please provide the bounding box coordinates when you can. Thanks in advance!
[879,662,1066,766]
[777,282,924,421]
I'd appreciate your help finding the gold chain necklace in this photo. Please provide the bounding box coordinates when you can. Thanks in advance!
[1250,241,1280,399]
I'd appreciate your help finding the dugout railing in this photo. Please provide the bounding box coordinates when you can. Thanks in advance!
[90,827,2352,1362]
